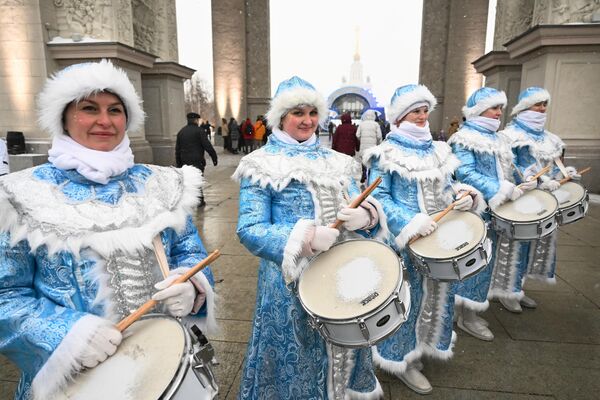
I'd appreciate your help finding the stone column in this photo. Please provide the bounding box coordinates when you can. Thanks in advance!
[419,0,488,132]
[141,62,195,166]
[493,0,534,51]
[245,0,271,121]
[0,0,49,161]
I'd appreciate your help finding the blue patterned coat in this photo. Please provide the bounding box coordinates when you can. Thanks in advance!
[363,133,486,374]
[233,135,384,400]
[0,164,215,400]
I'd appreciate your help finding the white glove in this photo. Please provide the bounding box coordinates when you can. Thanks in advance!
[336,206,371,231]
[539,179,561,191]
[453,193,473,211]
[310,226,340,252]
[417,215,437,236]
[78,322,122,369]
[519,176,538,191]
[565,166,581,181]
[153,275,197,317]
[510,185,524,201]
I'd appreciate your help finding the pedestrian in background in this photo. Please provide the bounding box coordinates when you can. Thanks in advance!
[332,112,359,157]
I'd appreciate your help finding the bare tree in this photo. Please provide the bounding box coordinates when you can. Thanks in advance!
[184,72,215,123]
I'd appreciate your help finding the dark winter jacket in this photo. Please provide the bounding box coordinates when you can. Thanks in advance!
[332,113,359,156]
[175,122,218,170]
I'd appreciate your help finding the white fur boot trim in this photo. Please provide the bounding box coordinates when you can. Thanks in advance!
[371,346,422,376]
[454,295,489,312]
[346,379,384,400]
[420,331,457,361]
[282,219,314,285]
[31,314,110,400]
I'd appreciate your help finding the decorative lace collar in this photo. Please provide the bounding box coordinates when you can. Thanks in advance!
[448,125,511,158]
[502,123,564,161]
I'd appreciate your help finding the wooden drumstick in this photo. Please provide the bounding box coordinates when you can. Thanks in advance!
[116,249,221,332]
[152,235,170,279]
[559,166,591,185]
[517,165,551,189]
[330,176,382,230]
[408,191,472,245]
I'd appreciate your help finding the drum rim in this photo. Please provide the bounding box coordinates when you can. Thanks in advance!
[298,239,404,321]
[410,239,488,280]
[491,188,559,223]
[407,209,487,259]
[555,182,588,210]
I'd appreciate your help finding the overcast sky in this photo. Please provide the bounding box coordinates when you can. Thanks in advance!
[176,0,496,106]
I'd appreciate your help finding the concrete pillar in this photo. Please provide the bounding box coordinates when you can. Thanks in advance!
[419,0,488,132]
[212,0,271,124]
[141,62,194,166]
[493,0,534,50]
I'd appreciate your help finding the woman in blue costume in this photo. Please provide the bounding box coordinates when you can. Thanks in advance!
[363,85,486,394]
[234,76,388,399]
[0,61,217,400]
[497,87,580,312]
[447,87,537,340]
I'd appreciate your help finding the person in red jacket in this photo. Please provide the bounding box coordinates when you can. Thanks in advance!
[240,118,255,154]
[332,113,359,156]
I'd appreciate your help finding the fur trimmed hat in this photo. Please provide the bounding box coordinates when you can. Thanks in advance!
[511,86,551,116]
[387,84,436,124]
[265,76,328,129]
[37,59,145,137]
[462,87,507,120]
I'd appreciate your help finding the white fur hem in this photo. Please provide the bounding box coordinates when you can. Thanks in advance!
[488,289,524,302]
[346,380,384,400]
[455,296,489,312]
[511,89,551,115]
[387,85,437,124]
[395,213,431,249]
[489,180,514,211]
[462,91,507,120]
[282,219,314,285]
[265,87,328,129]
[453,183,487,215]
[420,330,457,361]
[371,346,422,376]
[31,314,109,400]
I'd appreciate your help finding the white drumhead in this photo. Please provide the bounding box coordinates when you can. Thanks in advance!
[494,189,558,222]
[58,317,185,400]
[409,210,486,259]
[298,240,400,320]
[552,181,586,209]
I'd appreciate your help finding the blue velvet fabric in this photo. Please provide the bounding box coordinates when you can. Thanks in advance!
[236,138,378,399]
[0,164,213,400]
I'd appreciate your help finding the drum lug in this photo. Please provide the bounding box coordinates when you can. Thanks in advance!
[394,294,406,315]
[452,259,461,280]
[358,319,370,343]
[479,245,488,265]
[537,221,542,235]
[510,222,515,236]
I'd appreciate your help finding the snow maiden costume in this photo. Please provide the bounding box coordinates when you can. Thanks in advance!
[0,61,216,400]
[499,87,579,310]
[363,85,486,394]
[234,77,387,399]
[448,87,529,339]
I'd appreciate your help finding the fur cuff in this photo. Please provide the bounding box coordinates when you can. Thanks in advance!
[454,296,489,312]
[420,331,457,361]
[453,183,487,215]
[488,289,524,302]
[31,314,109,400]
[364,196,391,242]
[371,346,423,375]
[488,180,514,211]
[395,213,431,249]
[282,219,315,285]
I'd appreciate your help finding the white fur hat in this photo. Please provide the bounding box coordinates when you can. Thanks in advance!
[511,87,551,115]
[265,76,328,129]
[37,59,145,137]
[462,87,507,120]
[387,84,436,124]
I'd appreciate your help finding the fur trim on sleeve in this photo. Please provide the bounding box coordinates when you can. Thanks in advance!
[488,180,514,211]
[364,195,391,242]
[31,314,109,400]
[452,183,487,215]
[282,219,315,285]
[394,213,432,250]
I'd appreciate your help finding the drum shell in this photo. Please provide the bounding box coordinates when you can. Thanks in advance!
[555,182,589,225]
[305,277,411,348]
[409,238,491,282]
[491,212,557,240]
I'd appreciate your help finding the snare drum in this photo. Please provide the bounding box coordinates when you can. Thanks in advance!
[552,181,589,225]
[491,189,558,240]
[298,239,410,348]
[54,315,218,400]
[408,210,490,281]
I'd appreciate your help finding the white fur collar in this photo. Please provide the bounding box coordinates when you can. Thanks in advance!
[362,140,460,182]
[502,124,564,162]
[0,165,202,257]
[448,126,512,158]
[232,145,361,191]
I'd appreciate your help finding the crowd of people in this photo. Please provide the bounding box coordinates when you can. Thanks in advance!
[0,60,583,400]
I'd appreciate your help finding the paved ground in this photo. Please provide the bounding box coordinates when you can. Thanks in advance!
[1,147,599,399]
